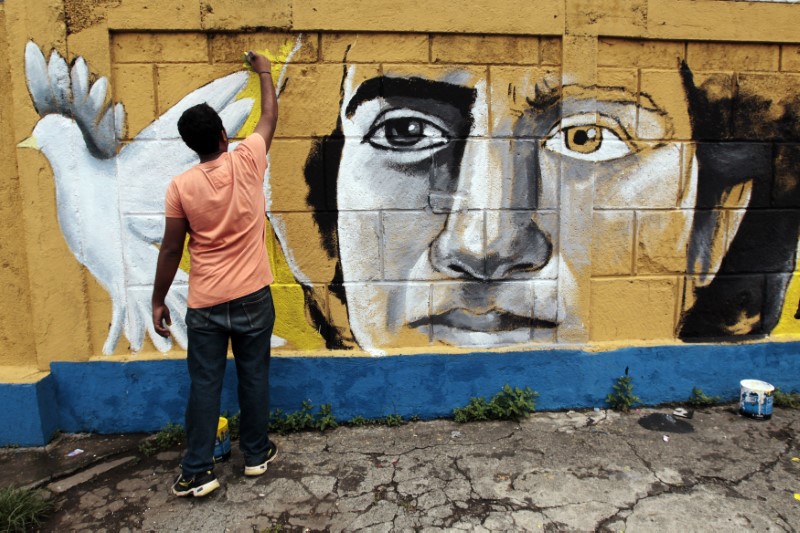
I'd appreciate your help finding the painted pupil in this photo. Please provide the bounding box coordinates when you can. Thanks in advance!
[386,119,424,145]
[565,126,602,154]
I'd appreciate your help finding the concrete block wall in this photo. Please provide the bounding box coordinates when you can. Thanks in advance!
[2,0,800,443]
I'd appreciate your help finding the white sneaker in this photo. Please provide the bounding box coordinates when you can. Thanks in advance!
[244,441,278,477]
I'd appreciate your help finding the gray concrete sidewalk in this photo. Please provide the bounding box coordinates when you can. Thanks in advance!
[2,405,799,532]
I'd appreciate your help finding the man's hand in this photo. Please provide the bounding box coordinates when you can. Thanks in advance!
[246,51,272,75]
[153,302,172,338]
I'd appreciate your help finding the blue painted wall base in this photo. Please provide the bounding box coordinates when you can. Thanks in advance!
[0,374,59,447]
[2,342,799,445]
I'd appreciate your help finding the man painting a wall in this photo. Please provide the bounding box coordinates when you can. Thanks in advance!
[151,51,279,497]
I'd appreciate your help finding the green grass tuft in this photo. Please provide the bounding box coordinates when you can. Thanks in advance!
[0,487,53,533]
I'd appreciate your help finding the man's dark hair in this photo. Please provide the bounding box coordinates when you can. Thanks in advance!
[177,103,224,155]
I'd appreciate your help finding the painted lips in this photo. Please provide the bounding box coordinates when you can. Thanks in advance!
[410,308,557,332]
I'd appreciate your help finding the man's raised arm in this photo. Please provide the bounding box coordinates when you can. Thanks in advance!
[245,51,278,153]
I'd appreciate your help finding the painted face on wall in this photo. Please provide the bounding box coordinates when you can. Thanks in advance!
[332,63,714,353]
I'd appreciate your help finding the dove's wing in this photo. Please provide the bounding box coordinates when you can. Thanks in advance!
[118,71,254,219]
[25,42,122,158]
[134,71,252,141]
[124,141,245,245]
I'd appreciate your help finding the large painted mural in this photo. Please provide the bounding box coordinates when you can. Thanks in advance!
[21,34,800,356]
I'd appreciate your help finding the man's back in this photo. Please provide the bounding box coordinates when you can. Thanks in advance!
[165,134,273,308]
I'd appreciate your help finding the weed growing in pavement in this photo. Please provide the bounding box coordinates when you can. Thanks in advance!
[345,414,408,427]
[382,414,405,427]
[221,402,412,435]
[269,401,315,433]
[347,415,371,427]
[606,368,640,413]
[268,401,339,434]
[317,404,339,431]
[0,487,52,533]
[138,422,186,456]
[453,384,538,423]
[774,388,800,409]
[687,387,721,408]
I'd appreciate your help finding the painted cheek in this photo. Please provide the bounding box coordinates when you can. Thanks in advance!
[382,212,446,281]
[594,145,683,209]
[338,143,430,211]
[537,150,561,210]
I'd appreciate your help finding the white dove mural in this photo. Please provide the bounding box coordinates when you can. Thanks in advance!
[20,42,258,354]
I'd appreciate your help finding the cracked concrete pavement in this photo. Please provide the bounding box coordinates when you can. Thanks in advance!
[2,405,799,531]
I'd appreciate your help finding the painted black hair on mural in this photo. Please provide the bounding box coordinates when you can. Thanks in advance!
[678,61,800,341]
[177,103,224,156]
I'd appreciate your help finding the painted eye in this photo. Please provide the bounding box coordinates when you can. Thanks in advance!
[543,118,634,162]
[565,125,602,154]
[365,111,451,151]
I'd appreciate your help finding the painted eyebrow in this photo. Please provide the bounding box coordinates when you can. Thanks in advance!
[344,76,477,119]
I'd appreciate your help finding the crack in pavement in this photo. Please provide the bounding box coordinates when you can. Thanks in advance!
[595,415,798,532]
[33,407,800,532]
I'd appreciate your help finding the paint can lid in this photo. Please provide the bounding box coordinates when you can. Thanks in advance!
[740,379,774,392]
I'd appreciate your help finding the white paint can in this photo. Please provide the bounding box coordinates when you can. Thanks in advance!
[738,379,774,420]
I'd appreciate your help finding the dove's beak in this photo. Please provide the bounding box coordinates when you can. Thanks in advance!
[18,135,39,150]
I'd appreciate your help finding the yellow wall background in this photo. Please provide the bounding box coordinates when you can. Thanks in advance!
[2,0,800,378]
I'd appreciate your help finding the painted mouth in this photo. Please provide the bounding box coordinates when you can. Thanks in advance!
[409,309,557,332]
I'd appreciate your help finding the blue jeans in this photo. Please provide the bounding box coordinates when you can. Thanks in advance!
[182,285,275,476]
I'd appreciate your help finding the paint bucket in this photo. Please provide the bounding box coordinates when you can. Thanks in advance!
[213,416,231,463]
[738,379,774,420]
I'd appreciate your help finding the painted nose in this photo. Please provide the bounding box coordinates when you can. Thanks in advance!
[429,139,553,280]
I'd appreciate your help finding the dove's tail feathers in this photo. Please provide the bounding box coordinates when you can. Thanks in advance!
[128,294,173,353]
[124,289,147,353]
[24,41,124,159]
[165,287,189,350]
[102,300,127,356]
[125,284,189,354]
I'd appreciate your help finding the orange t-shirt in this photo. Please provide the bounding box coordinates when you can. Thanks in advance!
[165,134,273,308]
